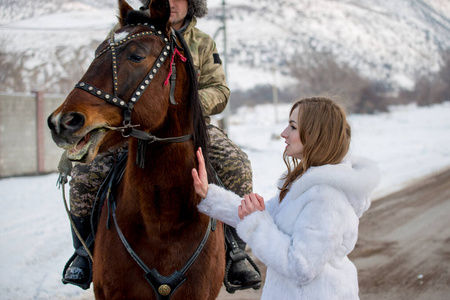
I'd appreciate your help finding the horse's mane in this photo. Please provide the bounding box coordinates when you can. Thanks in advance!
[172,29,212,178]
[124,10,212,179]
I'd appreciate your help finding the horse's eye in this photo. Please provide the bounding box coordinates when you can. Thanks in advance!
[128,54,145,63]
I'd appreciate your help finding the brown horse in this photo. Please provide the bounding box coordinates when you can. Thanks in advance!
[47,0,225,298]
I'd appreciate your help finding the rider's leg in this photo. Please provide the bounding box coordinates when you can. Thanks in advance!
[62,214,92,289]
[62,151,117,289]
[207,125,261,288]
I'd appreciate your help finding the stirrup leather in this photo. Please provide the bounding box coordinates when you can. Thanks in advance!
[223,226,262,294]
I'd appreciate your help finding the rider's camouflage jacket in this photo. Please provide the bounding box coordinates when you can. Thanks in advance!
[179,17,230,124]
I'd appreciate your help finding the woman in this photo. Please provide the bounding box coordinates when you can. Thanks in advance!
[192,96,381,299]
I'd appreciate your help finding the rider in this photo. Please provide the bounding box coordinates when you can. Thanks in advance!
[62,0,261,291]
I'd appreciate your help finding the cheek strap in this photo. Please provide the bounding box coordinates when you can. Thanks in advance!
[164,48,187,105]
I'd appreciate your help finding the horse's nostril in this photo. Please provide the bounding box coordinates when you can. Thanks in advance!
[61,112,85,132]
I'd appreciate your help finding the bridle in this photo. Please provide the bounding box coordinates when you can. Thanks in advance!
[74,23,192,167]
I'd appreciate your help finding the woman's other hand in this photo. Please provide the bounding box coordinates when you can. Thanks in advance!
[238,193,265,220]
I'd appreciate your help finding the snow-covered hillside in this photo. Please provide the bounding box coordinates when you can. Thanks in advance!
[0,0,449,93]
[200,0,450,90]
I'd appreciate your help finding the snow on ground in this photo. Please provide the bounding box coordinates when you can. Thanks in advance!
[0,102,449,299]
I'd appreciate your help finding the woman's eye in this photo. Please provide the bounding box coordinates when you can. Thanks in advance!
[291,126,297,130]
[128,54,145,63]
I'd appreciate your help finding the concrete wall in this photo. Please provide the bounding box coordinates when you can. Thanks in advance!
[0,93,65,178]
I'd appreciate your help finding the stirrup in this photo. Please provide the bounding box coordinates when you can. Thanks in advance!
[223,225,261,293]
[61,251,93,290]
[223,253,262,293]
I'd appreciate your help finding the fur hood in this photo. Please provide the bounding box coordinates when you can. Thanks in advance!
[139,0,208,18]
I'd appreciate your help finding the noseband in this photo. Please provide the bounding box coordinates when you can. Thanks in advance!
[74,24,192,167]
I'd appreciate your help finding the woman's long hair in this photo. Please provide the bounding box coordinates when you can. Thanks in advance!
[279,97,351,202]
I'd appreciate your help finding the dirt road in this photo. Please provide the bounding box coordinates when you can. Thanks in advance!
[217,167,450,300]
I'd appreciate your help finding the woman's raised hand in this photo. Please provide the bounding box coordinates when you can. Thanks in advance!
[238,193,265,220]
[191,147,209,199]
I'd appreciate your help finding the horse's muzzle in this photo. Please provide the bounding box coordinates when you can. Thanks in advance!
[47,111,86,147]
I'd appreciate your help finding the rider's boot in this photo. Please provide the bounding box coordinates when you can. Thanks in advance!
[224,225,261,292]
[62,214,93,290]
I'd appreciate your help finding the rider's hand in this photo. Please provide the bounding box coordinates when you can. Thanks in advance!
[238,193,265,220]
[192,147,209,199]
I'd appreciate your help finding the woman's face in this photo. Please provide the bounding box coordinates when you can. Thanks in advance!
[281,106,304,159]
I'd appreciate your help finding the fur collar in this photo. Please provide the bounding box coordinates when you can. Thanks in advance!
[278,156,380,217]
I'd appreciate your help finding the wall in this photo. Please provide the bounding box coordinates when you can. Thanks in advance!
[0,92,64,178]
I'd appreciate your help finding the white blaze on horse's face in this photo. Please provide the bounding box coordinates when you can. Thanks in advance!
[49,111,62,135]
[114,30,131,43]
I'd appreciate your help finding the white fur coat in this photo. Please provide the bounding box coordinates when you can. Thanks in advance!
[198,156,380,300]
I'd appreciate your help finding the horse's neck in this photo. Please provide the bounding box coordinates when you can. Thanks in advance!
[119,141,199,225]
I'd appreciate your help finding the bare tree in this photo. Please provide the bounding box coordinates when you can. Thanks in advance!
[288,50,383,113]
[399,49,450,106]
[0,37,20,92]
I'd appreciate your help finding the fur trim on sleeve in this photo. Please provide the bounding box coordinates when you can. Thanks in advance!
[197,184,241,227]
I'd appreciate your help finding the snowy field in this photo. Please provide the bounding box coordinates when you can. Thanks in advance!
[1,102,450,299]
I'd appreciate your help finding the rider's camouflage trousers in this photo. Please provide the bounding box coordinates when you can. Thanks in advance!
[68,125,253,217]
[207,125,253,197]
[68,146,127,217]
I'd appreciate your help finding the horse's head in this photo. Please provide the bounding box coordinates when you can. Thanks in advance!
[48,0,205,164]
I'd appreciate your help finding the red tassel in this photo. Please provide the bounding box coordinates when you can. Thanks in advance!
[164,48,187,85]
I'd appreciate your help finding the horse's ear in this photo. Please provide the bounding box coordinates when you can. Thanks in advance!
[118,0,134,26]
[148,0,171,32]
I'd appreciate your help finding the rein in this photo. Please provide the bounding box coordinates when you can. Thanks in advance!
[74,24,192,167]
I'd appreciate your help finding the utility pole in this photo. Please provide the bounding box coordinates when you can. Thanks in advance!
[214,0,229,133]
[272,64,279,124]
[222,0,229,133]
[272,42,279,124]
